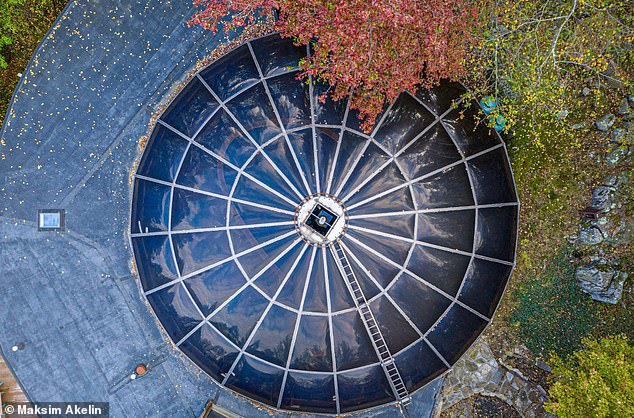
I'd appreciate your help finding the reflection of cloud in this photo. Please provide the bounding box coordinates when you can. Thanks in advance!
[147,237,177,278]
[166,283,200,324]
[417,211,474,250]
[173,232,230,275]
[333,312,376,370]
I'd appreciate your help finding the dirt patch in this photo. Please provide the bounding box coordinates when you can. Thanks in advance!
[442,394,521,418]
[505,356,550,390]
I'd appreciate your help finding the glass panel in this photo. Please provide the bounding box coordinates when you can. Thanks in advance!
[374,93,435,155]
[346,228,411,266]
[338,142,395,202]
[285,129,317,193]
[256,135,308,198]
[352,213,415,241]
[252,242,306,298]
[290,315,333,372]
[235,235,297,278]
[176,145,237,196]
[199,44,259,101]
[442,105,500,156]
[394,340,447,391]
[337,365,395,412]
[407,245,471,296]
[132,235,178,290]
[225,82,282,145]
[474,206,518,262]
[467,147,516,204]
[397,123,462,180]
[325,249,356,312]
[313,80,346,125]
[246,304,296,366]
[350,186,415,216]
[342,237,402,289]
[171,230,232,276]
[345,250,381,300]
[146,283,202,343]
[275,248,315,309]
[369,295,419,353]
[244,147,301,203]
[184,262,246,316]
[229,200,292,226]
[411,164,475,209]
[388,272,452,334]
[209,286,269,347]
[194,109,256,167]
[345,162,409,208]
[179,323,239,382]
[314,127,340,191]
[233,175,296,210]
[267,72,311,129]
[280,371,336,413]
[426,304,488,364]
[328,130,367,193]
[131,179,171,232]
[225,355,284,407]
[417,210,475,252]
[161,77,219,137]
[137,124,189,182]
[459,258,513,318]
[302,248,328,313]
[251,35,305,77]
[171,188,226,231]
[414,81,466,115]
[331,310,378,370]
[231,223,294,254]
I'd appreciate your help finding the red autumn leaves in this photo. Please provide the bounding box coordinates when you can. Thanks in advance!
[190,0,478,132]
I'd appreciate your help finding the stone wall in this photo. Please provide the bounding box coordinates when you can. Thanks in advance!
[435,340,553,418]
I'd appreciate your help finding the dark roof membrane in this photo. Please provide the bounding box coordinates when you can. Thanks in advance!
[131,34,519,414]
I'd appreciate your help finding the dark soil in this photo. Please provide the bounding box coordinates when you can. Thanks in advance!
[472,395,521,418]
[442,395,521,418]
[505,356,550,390]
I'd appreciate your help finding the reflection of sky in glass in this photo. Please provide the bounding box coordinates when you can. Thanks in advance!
[40,213,61,228]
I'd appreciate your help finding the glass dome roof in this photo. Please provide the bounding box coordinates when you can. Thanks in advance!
[130,34,519,414]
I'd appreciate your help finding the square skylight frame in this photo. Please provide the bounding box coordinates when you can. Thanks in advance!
[38,209,65,231]
[305,204,338,237]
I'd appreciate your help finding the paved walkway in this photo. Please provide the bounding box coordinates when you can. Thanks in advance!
[0,1,441,416]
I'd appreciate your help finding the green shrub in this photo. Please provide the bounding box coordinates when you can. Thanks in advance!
[510,247,595,357]
[546,335,634,417]
[0,0,65,127]
[0,0,26,69]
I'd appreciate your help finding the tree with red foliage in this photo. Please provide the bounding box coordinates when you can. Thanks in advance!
[190,0,479,132]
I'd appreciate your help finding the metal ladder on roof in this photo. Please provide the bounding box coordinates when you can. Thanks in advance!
[330,242,411,406]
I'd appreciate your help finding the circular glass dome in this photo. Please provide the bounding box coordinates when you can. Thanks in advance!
[130,34,519,414]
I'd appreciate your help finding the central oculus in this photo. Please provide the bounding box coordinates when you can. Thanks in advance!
[295,193,347,246]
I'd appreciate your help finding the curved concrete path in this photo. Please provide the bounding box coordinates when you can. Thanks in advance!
[0,1,441,416]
